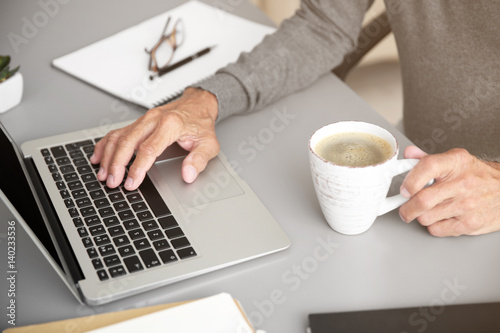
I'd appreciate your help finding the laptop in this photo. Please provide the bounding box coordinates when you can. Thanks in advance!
[0,120,290,305]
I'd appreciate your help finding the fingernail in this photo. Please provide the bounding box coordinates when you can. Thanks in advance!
[106,175,114,187]
[90,153,95,162]
[400,186,411,199]
[124,177,134,189]
[97,167,104,178]
[185,166,197,183]
[399,211,409,223]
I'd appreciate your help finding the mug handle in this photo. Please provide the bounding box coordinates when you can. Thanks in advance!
[378,159,419,216]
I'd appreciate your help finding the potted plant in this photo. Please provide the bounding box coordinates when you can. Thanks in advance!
[0,55,23,113]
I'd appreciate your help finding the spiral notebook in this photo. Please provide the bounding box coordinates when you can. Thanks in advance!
[52,0,275,109]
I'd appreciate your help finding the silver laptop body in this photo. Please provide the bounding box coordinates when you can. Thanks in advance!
[2,120,290,305]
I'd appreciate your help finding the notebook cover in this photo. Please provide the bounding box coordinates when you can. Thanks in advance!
[308,302,500,332]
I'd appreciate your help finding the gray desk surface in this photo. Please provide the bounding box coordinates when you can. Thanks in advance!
[2,1,500,332]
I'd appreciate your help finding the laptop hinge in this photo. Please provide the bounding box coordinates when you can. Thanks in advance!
[23,157,85,286]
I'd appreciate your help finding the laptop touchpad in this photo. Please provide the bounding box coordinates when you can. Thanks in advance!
[155,156,244,208]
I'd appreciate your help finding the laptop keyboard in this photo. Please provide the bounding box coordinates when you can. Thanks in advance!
[40,139,197,281]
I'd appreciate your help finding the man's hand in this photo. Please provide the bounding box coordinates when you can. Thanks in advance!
[399,146,500,237]
[91,87,219,190]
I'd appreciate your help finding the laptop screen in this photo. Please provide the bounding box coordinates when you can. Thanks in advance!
[0,122,61,267]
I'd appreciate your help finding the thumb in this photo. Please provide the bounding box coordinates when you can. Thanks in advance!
[404,145,427,159]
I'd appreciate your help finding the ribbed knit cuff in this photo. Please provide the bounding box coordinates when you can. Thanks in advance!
[191,72,249,123]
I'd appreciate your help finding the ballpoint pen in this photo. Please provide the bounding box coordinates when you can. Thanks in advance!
[149,45,216,80]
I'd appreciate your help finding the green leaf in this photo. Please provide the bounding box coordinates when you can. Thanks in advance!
[0,56,11,73]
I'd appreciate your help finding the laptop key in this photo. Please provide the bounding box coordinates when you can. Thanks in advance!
[68,180,84,191]
[158,249,178,264]
[71,189,86,199]
[77,165,92,174]
[139,175,171,217]
[103,216,120,227]
[118,245,135,257]
[68,207,79,218]
[60,165,75,174]
[94,235,111,246]
[81,173,97,183]
[41,148,50,156]
[94,198,110,208]
[73,217,83,227]
[123,256,144,273]
[48,164,58,173]
[139,249,161,268]
[113,201,129,212]
[69,150,84,159]
[84,215,101,226]
[82,237,93,248]
[123,219,140,230]
[96,269,109,281]
[60,189,70,199]
[133,238,150,251]
[56,181,66,190]
[50,146,67,158]
[77,227,88,237]
[85,181,100,191]
[87,247,98,259]
[56,157,71,166]
[104,255,121,267]
[109,265,126,278]
[109,192,125,202]
[113,235,130,247]
[118,209,134,221]
[90,189,106,200]
[73,158,88,167]
[92,258,104,269]
[76,197,92,208]
[98,207,114,218]
[165,227,184,239]
[64,198,75,208]
[147,230,163,241]
[89,225,106,236]
[81,206,97,217]
[171,237,190,249]
[98,245,116,256]
[177,247,197,260]
[153,239,170,251]
[52,172,62,182]
[129,229,145,240]
[126,193,143,203]
[44,156,54,164]
[137,210,153,222]
[108,225,125,237]
[158,216,178,229]
[142,220,158,231]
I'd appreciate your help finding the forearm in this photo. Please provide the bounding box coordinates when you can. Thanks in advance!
[194,0,374,121]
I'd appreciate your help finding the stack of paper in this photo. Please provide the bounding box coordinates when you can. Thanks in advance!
[52,0,275,109]
[86,293,254,333]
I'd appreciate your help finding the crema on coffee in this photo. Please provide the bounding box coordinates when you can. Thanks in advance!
[314,132,392,167]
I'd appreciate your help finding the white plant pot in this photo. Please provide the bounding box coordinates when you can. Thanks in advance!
[0,72,23,113]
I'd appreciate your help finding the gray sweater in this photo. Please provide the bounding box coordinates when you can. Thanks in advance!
[196,0,500,158]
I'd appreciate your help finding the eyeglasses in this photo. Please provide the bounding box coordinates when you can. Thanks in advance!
[145,17,185,74]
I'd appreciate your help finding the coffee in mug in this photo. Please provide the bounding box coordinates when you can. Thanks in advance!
[314,132,392,167]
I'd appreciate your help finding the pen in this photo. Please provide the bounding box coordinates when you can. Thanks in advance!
[150,45,216,80]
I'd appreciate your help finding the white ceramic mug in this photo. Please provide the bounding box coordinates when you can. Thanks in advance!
[309,121,418,235]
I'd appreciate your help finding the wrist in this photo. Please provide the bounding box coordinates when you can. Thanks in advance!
[183,87,219,122]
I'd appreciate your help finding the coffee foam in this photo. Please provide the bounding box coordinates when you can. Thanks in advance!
[314,132,392,167]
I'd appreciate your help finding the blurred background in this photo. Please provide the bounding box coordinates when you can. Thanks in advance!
[250,0,403,129]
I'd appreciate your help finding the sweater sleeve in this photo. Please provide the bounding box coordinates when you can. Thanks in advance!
[193,0,374,121]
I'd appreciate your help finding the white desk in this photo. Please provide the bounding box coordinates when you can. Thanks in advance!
[2,1,500,332]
